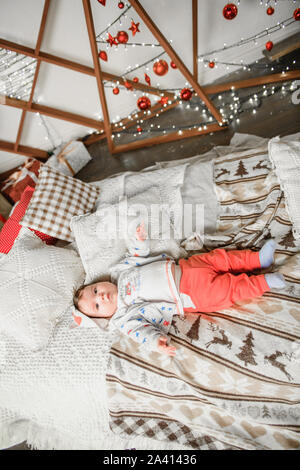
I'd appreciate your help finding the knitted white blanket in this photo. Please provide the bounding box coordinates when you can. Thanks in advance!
[0,163,193,450]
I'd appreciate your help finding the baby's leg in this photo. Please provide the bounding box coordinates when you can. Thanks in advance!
[211,271,270,309]
[193,248,261,274]
[265,272,286,289]
[259,239,277,268]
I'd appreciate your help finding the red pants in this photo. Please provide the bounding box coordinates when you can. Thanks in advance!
[179,248,270,313]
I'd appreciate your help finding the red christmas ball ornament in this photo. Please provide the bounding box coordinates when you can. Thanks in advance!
[223,3,238,20]
[265,41,273,51]
[116,30,129,44]
[180,88,192,101]
[137,126,142,133]
[133,77,139,83]
[118,1,125,8]
[170,61,177,69]
[137,96,151,111]
[113,87,120,95]
[266,6,274,15]
[98,50,107,61]
[294,8,300,21]
[208,61,215,69]
[153,60,169,76]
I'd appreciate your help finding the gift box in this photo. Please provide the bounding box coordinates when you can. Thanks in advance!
[46,140,92,177]
[0,193,12,232]
[0,158,41,204]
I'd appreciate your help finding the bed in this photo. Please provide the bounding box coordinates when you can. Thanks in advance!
[0,132,299,450]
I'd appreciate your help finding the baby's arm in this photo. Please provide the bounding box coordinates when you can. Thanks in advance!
[127,220,150,258]
[157,336,176,357]
[116,304,176,356]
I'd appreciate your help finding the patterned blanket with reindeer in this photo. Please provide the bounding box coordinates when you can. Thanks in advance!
[106,143,300,450]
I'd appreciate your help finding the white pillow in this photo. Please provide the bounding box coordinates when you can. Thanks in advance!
[70,186,187,284]
[0,227,85,351]
[153,151,219,235]
[154,148,217,168]
[268,137,300,240]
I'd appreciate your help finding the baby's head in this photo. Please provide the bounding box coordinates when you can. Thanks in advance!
[74,281,118,319]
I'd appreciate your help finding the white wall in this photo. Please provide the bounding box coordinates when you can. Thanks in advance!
[0,0,299,172]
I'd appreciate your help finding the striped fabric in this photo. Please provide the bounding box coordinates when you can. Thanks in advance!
[20,165,100,242]
[106,145,300,450]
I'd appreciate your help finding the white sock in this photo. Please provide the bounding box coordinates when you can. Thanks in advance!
[259,239,277,268]
[265,273,286,290]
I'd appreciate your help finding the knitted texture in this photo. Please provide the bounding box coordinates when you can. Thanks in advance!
[0,164,188,450]
[71,186,187,284]
[0,227,85,350]
[268,137,300,239]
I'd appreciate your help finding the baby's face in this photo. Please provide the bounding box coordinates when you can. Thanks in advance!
[78,281,118,318]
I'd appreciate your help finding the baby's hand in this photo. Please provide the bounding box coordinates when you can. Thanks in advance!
[135,221,147,242]
[157,336,176,357]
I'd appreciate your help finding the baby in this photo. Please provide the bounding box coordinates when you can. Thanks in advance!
[74,222,286,356]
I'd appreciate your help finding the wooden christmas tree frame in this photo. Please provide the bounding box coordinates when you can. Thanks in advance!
[0,0,299,159]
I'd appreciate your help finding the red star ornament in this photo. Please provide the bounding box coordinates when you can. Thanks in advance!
[158,96,169,106]
[124,80,133,91]
[106,33,118,47]
[129,20,140,36]
[97,0,106,5]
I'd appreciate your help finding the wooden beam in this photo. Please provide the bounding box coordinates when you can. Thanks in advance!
[0,139,49,159]
[0,38,173,98]
[82,0,113,153]
[192,0,198,82]
[14,109,27,152]
[2,37,298,95]
[84,98,180,146]
[103,72,175,99]
[204,69,300,94]
[34,0,51,56]
[2,95,104,130]
[112,123,227,154]
[83,98,178,146]
[14,0,50,152]
[128,0,224,125]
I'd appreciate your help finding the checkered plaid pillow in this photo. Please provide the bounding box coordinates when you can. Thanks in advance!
[20,166,100,242]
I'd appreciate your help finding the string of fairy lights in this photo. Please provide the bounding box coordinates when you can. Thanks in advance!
[1,5,299,101]
[0,1,299,146]
[108,80,299,140]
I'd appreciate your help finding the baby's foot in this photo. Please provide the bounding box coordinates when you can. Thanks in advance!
[259,239,277,268]
[265,273,286,289]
